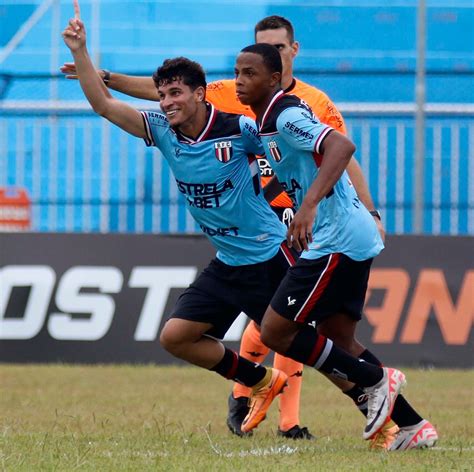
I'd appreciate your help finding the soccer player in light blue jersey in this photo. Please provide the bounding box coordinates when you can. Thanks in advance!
[62,6,293,406]
[62,6,416,442]
[234,43,437,448]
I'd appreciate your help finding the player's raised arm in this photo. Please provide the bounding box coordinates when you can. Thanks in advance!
[62,1,147,138]
[60,62,158,101]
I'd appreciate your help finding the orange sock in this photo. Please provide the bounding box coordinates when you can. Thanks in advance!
[273,353,303,431]
[233,321,270,398]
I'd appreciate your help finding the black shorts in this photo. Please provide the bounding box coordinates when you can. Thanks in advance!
[270,253,373,325]
[170,241,299,339]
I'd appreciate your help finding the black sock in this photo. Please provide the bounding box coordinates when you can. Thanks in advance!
[344,385,368,416]
[284,326,383,387]
[359,349,423,427]
[359,349,382,366]
[391,395,423,427]
[209,348,267,387]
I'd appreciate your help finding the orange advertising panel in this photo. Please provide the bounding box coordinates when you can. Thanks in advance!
[366,269,473,345]
[0,187,31,231]
[0,234,472,366]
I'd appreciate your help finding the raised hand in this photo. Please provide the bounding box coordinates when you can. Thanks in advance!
[62,0,86,52]
[73,0,81,19]
[60,62,106,82]
[59,62,78,79]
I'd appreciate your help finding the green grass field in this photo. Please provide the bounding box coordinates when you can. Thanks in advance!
[1,365,472,471]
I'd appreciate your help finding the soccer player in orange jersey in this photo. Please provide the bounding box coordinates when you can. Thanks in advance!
[60,16,410,444]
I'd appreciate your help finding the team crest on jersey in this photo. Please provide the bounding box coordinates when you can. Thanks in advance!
[268,140,282,162]
[214,141,233,163]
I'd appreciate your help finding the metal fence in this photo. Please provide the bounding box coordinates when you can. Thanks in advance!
[1,102,473,235]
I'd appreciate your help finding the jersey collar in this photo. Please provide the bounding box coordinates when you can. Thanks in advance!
[176,102,218,143]
[258,89,285,131]
[283,78,296,94]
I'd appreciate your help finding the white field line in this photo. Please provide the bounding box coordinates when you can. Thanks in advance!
[431,446,474,451]
[217,445,300,458]
[100,445,474,458]
[94,440,474,459]
[204,427,300,457]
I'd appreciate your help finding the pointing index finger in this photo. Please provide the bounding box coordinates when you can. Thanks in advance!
[73,0,81,19]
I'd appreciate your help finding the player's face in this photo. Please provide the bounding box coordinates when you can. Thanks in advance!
[235,52,279,106]
[255,27,298,76]
[157,80,203,127]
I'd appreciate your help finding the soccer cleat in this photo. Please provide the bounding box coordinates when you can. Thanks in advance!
[363,367,407,440]
[388,420,438,451]
[369,419,399,450]
[241,368,288,433]
[277,425,316,440]
[226,393,252,437]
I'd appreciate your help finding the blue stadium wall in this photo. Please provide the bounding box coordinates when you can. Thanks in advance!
[0,0,473,234]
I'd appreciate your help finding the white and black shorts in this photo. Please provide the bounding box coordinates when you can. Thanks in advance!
[270,253,373,325]
[170,241,299,339]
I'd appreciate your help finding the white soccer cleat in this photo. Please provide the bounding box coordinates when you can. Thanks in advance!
[363,367,407,440]
[388,420,438,451]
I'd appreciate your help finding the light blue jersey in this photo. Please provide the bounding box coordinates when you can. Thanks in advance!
[141,103,286,265]
[258,91,383,261]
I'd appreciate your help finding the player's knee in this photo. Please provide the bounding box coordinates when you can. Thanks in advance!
[259,328,278,352]
[159,320,183,355]
[260,312,297,354]
[260,323,289,354]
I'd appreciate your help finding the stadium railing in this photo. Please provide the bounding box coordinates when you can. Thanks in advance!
[0,101,473,235]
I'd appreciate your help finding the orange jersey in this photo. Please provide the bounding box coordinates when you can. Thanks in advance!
[206,79,346,208]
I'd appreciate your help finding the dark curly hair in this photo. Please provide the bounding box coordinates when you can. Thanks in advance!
[153,57,206,90]
[240,43,283,75]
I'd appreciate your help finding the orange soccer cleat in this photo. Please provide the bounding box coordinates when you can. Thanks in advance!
[241,368,288,433]
[369,419,399,450]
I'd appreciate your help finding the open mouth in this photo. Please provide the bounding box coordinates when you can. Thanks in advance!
[166,110,179,117]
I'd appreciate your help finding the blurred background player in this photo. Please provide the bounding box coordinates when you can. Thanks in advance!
[60,14,385,442]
